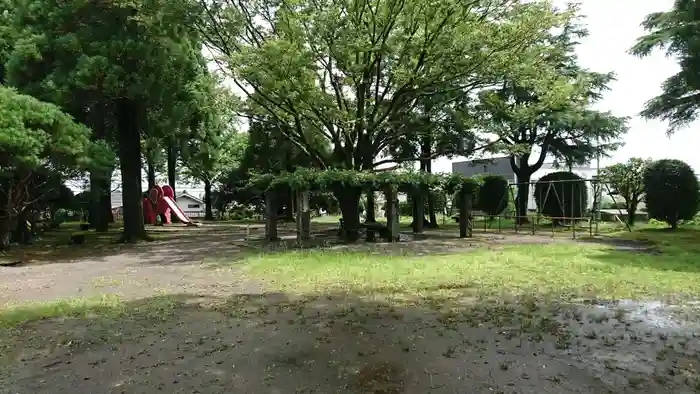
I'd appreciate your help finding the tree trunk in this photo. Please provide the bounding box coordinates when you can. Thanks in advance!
[167,143,177,192]
[421,135,438,228]
[515,173,532,224]
[284,187,295,222]
[167,143,178,224]
[412,189,424,233]
[116,98,149,243]
[334,187,361,242]
[264,191,279,241]
[427,192,438,228]
[365,190,376,242]
[89,172,111,232]
[458,189,473,238]
[204,179,214,220]
[0,212,11,251]
[627,205,637,226]
[147,158,156,190]
[11,209,31,245]
[101,184,114,224]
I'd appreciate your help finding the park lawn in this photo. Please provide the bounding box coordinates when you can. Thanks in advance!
[243,231,700,302]
[2,226,699,330]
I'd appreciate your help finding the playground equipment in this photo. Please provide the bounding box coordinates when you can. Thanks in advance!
[142,185,195,225]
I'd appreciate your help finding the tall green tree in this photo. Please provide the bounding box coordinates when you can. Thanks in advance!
[600,158,652,226]
[630,0,700,133]
[196,0,571,240]
[183,76,247,220]
[474,16,629,222]
[0,86,98,248]
[6,0,204,241]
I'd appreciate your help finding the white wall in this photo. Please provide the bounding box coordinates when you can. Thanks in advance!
[176,196,206,217]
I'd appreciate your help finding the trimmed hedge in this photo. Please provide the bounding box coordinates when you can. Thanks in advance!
[534,171,588,218]
[643,159,700,229]
[476,175,508,216]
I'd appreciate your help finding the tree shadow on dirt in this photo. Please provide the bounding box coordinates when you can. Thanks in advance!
[2,291,699,394]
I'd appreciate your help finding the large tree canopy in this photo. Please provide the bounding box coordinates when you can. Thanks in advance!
[0,86,97,247]
[471,12,629,221]
[196,0,577,239]
[197,0,571,170]
[182,73,247,220]
[630,0,700,133]
[5,0,206,241]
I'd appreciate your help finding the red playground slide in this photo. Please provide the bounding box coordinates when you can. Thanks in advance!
[163,196,191,224]
[143,184,195,225]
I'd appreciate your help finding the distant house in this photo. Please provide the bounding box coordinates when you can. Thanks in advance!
[176,191,206,218]
[452,156,599,211]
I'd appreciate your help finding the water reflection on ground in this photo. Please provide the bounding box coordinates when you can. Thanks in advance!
[579,298,700,332]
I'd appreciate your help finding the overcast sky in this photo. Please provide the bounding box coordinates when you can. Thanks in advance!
[434,0,696,173]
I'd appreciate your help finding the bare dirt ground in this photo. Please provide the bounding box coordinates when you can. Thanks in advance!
[0,223,699,393]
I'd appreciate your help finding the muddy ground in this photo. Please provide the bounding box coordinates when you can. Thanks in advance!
[0,223,699,393]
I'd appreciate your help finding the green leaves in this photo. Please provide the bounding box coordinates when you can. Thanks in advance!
[182,72,246,184]
[246,168,479,196]
[630,0,700,133]
[600,158,651,202]
[197,0,568,169]
[471,6,628,171]
[0,86,92,171]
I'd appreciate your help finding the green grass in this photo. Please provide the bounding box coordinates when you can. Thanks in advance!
[243,231,700,301]
[0,293,190,330]
[3,224,700,330]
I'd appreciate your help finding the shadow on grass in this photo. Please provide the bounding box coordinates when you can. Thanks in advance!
[0,225,188,266]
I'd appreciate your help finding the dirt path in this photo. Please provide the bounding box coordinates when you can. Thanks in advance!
[1,225,697,393]
[2,294,700,394]
[0,224,269,306]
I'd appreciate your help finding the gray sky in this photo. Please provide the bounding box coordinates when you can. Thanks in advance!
[434,0,696,173]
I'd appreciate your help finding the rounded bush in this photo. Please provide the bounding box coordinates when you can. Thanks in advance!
[477,175,508,216]
[534,171,588,219]
[643,159,699,229]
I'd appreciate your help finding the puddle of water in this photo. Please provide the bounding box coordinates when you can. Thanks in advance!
[578,298,700,330]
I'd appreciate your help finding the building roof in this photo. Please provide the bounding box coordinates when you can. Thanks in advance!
[177,191,204,204]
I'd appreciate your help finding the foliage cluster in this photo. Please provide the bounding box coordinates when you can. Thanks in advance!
[247,169,480,196]
[534,171,588,219]
[600,158,651,225]
[476,175,509,216]
[643,159,700,229]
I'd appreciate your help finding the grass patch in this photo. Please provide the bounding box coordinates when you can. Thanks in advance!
[0,295,127,329]
[243,237,700,300]
[0,293,189,330]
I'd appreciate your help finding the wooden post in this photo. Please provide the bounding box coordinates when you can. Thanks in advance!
[265,191,278,241]
[384,187,400,242]
[365,190,377,242]
[296,190,311,242]
[413,187,424,233]
[459,188,473,238]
